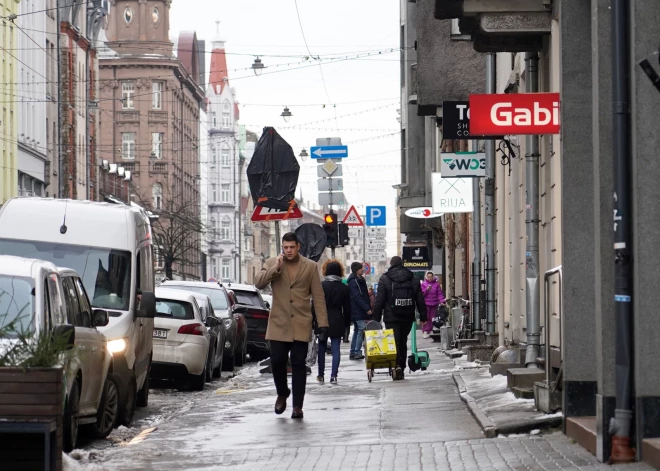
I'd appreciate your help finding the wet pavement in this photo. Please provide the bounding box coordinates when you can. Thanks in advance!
[67,333,653,470]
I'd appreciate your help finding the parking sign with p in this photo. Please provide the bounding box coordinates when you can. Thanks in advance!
[366,206,386,227]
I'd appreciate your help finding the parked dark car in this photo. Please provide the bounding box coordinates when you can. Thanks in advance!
[225,283,270,362]
[158,281,247,371]
[225,289,249,365]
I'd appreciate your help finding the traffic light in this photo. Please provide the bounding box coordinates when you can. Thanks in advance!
[323,213,337,248]
[337,222,350,247]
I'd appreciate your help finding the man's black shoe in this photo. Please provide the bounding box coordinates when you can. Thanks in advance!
[291,407,304,419]
[274,389,291,414]
[353,354,365,360]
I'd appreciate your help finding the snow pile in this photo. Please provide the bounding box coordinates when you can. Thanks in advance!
[64,450,104,470]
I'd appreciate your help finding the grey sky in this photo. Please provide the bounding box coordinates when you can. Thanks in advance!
[170,0,401,255]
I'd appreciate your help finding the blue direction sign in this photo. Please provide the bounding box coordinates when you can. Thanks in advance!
[311,145,348,159]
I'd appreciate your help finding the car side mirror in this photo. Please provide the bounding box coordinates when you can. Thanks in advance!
[93,309,109,327]
[205,317,219,328]
[263,301,270,310]
[53,324,75,350]
[136,291,157,318]
[233,305,247,314]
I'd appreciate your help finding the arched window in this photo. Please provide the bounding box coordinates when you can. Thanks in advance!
[152,183,162,210]
[222,100,231,129]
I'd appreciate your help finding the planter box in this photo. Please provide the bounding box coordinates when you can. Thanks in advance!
[0,367,64,471]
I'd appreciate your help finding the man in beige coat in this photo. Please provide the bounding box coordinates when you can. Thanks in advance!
[255,232,329,419]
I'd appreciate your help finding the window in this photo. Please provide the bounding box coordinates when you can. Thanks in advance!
[221,259,231,280]
[221,146,230,167]
[152,183,162,210]
[221,220,230,240]
[73,277,92,328]
[154,245,164,268]
[212,112,217,128]
[211,147,217,165]
[221,184,230,203]
[62,277,82,327]
[211,258,217,278]
[121,81,135,109]
[152,132,163,159]
[152,81,163,109]
[122,132,135,159]
[211,184,217,202]
[222,101,231,129]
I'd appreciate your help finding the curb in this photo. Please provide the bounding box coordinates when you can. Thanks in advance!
[452,372,497,438]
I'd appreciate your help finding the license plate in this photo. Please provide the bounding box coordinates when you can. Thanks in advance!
[153,329,168,339]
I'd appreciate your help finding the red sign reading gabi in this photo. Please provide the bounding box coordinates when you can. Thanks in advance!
[469,93,561,135]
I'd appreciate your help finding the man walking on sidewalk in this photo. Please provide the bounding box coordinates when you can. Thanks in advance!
[255,232,329,419]
[373,256,427,380]
[347,262,372,360]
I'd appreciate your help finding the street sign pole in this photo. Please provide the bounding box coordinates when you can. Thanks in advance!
[363,214,366,264]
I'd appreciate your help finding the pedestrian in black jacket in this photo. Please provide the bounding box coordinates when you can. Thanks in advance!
[317,260,351,383]
[347,262,372,360]
[372,256,427,380]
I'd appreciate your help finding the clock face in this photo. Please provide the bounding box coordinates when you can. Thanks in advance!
[124,7,133,24]
[152,7,159,23]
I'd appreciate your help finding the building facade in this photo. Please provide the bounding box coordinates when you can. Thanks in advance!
[0,0,20,204]
[17,1,48,197]
[206,27,242,283]
[99,0,205,280]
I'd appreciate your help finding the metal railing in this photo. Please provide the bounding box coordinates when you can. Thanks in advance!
[543,265,562,384]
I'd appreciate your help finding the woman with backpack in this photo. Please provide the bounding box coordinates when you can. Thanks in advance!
[421,271,445,339]
[317,260,352,383]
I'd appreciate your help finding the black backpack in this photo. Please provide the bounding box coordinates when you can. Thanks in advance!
[389,279,415,316]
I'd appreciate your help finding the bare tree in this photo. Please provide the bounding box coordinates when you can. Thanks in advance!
[137,186,204,280]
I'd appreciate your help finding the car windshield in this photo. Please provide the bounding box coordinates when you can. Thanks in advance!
[0,239,131,311]
[155,299,194,320]
[0,275,35,338]
[233,290,263,308]
[163,285,228,311]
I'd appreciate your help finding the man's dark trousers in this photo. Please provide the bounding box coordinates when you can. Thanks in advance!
[386,321,412,370]
[270,340,309,408]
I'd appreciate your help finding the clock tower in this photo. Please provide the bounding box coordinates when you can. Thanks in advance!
[105,0,173,55]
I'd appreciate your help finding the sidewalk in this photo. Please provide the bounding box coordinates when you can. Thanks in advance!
[450,358,562,437]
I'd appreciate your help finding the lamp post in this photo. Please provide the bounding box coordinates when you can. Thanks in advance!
[299,148,308,161]
[251,57,265,76]
[280,106,292,123]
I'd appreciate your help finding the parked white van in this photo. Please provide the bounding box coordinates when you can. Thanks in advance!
[0,198,157,426]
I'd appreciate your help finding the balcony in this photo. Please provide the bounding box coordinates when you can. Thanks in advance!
[149,161,168,174]
[149,111,168,124]
[433,0,552,52]
[118,111,140,124]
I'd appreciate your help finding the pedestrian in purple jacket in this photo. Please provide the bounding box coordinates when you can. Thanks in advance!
[420,271,445,338]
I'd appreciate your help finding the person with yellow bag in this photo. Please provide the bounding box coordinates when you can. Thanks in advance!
[372,256,428,380]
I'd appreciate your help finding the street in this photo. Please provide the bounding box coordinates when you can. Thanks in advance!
[66,335,651,471]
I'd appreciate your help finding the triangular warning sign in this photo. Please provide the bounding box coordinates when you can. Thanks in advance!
[342,205,364,226]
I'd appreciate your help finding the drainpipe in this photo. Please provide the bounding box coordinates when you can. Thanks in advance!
[472,139,481,332]
[56,1,63,198]
[608,0,635,462]
[524,52,541,368]
[484,53,497,334]
[85,48,90,200]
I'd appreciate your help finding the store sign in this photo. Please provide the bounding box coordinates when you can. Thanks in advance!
[469,93,560,135]
[440,152,486,177]
[404,207,443,219]
[402,246,430,270]
[432,174,474,213]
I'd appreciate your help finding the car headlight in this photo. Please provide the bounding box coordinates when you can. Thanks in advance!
[223,319,232,329]
[107,338,128,354]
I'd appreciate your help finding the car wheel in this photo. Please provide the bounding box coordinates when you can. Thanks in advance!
[223,350,235,372]
[235,342,245,367]
[63,379,80,453]
[118,373,137,427]
[191,363,206,391]
[136,360,151,408]
[83,374,119,439]
[205,349,213,382]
